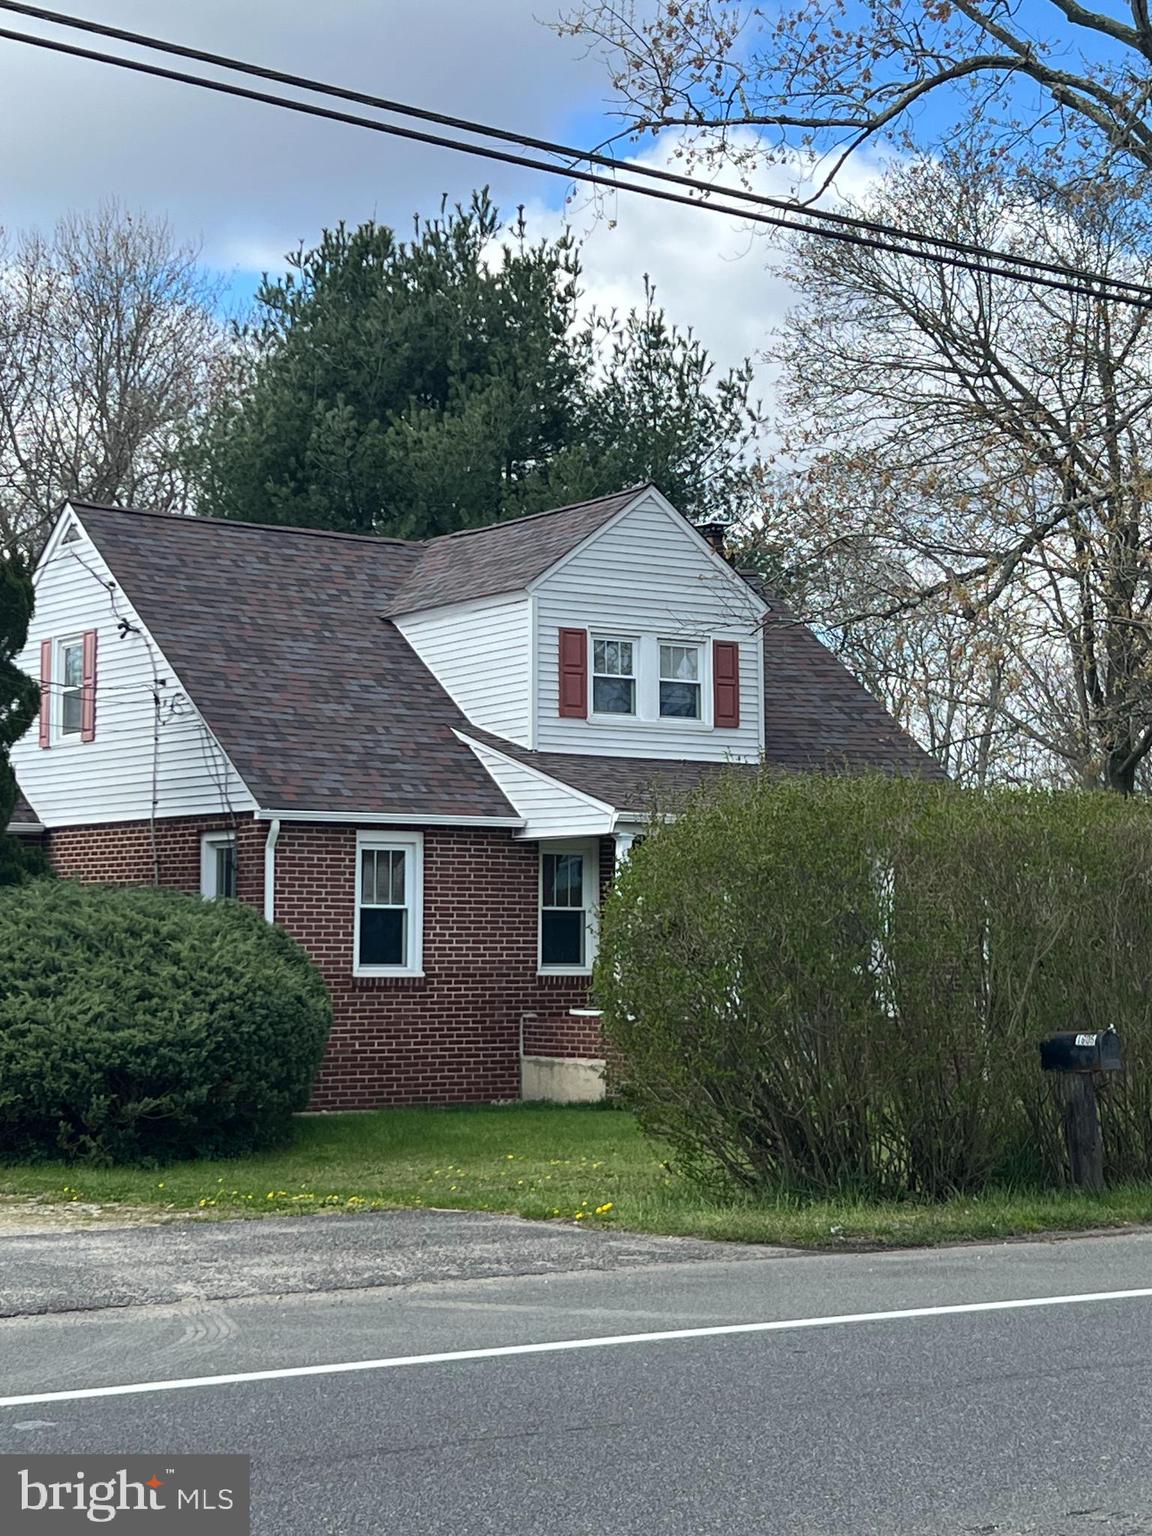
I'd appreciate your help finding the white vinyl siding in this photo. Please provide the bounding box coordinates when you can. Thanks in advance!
[11,515,256,828]
[533,491,765,759]
[459,736,615,839]
[396,593,531,745]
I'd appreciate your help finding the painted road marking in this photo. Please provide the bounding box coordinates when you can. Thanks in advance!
[2,1286,1151,1408]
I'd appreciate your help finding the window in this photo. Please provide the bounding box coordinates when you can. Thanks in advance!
[539,841,598,973]
[356,833,423,975]
[592,637,636,715]
[58,639,85,737]
[201,833,237,899]
[659,642,702,719]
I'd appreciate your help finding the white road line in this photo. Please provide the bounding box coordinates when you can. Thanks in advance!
[2,1286,1151,1409]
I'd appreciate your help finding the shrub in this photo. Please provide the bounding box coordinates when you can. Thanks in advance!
[0,880,332,1164]
[595,774,1152,1199]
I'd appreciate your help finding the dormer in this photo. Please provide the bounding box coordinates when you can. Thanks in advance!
[390,485,766,760]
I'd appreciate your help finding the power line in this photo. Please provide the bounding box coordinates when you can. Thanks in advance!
[4,2,1151,306]
[1,8,1151,308]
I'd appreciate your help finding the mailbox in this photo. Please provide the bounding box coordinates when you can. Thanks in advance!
[1039,1029,1122,1074]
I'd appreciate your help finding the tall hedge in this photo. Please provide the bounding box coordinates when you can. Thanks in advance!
[0,881,332,1164]
[596,775,1152,1198]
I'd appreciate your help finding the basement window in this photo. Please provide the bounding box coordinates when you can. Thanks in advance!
[355,832,424,976]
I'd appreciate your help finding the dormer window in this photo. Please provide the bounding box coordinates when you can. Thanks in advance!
[659,642,702,719]
[592,636,636,716]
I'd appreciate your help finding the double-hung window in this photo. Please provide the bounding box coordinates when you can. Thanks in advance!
[201,832,237,899]
[356,832,423,975]
[58,638,85,738]
[658,642,702,719]
[591,636,636,716]
[539,841,598,973]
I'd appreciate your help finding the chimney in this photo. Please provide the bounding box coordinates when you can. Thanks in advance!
[696,521,729,561]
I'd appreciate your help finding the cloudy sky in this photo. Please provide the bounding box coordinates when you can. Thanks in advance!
[0,0,849,398]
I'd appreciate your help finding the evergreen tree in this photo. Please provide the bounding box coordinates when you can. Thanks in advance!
[0,555,42,885]
[192,193,763,535]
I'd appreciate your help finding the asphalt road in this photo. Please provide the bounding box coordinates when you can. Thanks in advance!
[2,1212,1152,1534]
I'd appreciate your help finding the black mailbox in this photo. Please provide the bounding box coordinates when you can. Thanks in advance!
[1039,1029,1122,1074]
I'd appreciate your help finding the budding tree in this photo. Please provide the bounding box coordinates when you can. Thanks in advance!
[0,203,227,555]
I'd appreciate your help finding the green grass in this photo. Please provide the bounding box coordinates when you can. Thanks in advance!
[2,1104,1152,1249]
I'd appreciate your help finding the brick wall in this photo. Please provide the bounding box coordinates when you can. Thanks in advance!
[42,814,611,1108]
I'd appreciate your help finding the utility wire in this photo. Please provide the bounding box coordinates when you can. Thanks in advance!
[2,9,1151,307]
[4,1,1151,305]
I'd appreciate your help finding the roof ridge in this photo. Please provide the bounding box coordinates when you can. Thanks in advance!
[69,501,423,550]
[428,484,652,545]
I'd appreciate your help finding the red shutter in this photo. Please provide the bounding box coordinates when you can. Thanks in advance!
[713,640,741,728]
[558,628,588,718]
[38,639,52,749]
[80,628,98,742]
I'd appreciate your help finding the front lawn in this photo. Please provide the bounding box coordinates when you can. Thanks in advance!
[2,1104,1152,1249]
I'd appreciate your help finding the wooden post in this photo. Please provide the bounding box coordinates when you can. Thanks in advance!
[1059,1073,1104,1193]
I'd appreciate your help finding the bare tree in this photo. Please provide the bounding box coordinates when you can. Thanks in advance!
[0,203,228,554]
[558,1,1152,193]
[761,147,1152,791]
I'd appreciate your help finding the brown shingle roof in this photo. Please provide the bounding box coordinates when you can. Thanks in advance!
[70,503,518,819]
[67,497,942,823]
[7,786,41,829]
[459,597,944,807]
[383,487,646,616]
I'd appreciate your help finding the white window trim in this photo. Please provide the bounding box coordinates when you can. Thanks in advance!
[538,838,600,977]
[354,831,425,978]
[54,634,86,745]
[579,634,714,731]
[200,831,237,900]
[657,637,706,723]
[590,632,640,721]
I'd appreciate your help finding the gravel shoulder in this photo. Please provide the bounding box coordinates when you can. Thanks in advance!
[0,1206,774,1317]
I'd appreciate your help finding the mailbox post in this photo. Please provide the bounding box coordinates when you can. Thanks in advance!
[1038,1030,1122,1193]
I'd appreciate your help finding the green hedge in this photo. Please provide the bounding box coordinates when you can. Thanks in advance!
[0,881,332,1164]
[595,775,1152,1199]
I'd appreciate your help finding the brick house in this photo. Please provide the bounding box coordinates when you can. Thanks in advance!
[9,485,939,1109]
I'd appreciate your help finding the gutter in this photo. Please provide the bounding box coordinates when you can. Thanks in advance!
[263,818,281,923]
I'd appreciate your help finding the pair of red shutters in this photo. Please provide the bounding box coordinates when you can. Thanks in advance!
[38,630,98,747]
[558,629,740,727]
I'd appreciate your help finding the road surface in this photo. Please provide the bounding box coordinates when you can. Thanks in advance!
[1,1211,1150,1533]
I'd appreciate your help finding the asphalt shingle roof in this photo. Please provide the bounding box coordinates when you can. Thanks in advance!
[64,498,942,822]
[8,787,40,828]
[383,487,645,616]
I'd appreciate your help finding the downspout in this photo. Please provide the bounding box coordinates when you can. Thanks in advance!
[263,818,281,923]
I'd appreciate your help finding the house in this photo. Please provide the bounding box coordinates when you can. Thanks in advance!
[8,485,940,1109]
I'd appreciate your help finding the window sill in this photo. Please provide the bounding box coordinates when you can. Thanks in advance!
[583,715,711,732]
[537,968,594,979]
[352,968,426,981]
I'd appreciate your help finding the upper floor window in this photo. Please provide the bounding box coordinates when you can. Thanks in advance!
[58,639,85,737]
[201,832,237,899]
[659,642,702,719]
[355,832,424,976]
[592,636,636,716]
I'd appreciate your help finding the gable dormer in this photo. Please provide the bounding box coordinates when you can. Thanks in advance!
[391,486,765,759]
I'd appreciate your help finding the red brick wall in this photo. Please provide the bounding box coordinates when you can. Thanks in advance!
[42,814,611,1108]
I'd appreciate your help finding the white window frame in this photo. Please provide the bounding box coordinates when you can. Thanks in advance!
[354,831,424,977]
[55,634,86,743]
[201,831,238,900]
[590,633,639,719]
[657,638,705,722]
[538,838,600,976]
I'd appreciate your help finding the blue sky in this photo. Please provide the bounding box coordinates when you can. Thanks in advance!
[1,1,1133,384]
